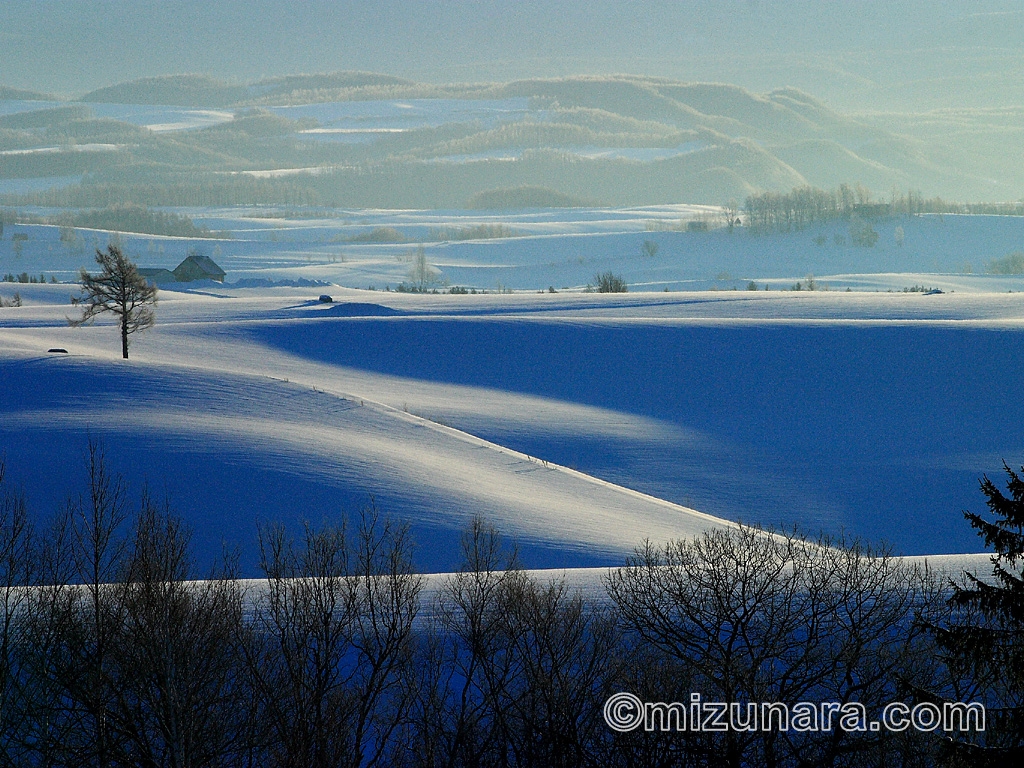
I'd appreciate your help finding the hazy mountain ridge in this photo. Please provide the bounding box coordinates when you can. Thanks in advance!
[1,73,1020,207]
[4,1,1020,112]
[0,86,53,101]
[81,72,419,107]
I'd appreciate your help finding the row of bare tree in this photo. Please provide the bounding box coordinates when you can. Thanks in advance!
[0,447,1003,767]
[743,184,877,233]
[744,184,1024,234]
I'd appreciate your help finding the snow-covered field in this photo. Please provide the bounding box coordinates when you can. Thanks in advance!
[6,206,1024,292]
[1,272,1020,576]
[2,207,1022,575]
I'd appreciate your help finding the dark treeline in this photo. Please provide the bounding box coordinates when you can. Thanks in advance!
[744,184,1024,232]
[5,140,789,210]
[63,204,228,239]
[3,204,225,240]
[0,149,120,181]
[17,179,320,209]
[0,446,1018,767]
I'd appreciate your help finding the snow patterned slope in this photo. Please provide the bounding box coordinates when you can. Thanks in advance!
[2,285,1021,572]
[0,296,734,571]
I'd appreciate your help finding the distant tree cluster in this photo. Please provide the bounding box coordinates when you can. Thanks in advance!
[0,147,118,179]
[67,204,226,239]
[15,179,319,209]
[641,240,659,258]
[466,185,591,210]
[405,245,441,291]
[744,183,874,232]
[419,120,688,160]
[0,105,92,131]
[849,217,880,247]
[429,223,519,241]
[987,252,1024,275]
[347,225,409,243]
[744,184,1024,233]
[2,272,52,284]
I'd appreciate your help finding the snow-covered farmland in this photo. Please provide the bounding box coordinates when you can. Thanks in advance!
[2,258,1022,573]
[5,206,1023,292]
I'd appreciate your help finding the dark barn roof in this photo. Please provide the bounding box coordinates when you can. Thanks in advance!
[173,253,225,282]
[137,267,177,285]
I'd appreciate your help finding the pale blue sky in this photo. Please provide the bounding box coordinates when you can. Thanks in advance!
[1,1,1021,107]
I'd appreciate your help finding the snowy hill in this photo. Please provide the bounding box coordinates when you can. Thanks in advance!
[3,69,1023,205]
[3,280,1022,573]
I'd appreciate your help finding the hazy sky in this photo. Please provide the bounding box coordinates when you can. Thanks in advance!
[2,1,1021,101]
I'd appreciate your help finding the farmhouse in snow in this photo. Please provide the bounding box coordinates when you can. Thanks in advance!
[139,252,226,285]
[173,252,226,282]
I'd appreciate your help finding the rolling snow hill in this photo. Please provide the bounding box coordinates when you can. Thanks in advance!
[2,282,1022,573]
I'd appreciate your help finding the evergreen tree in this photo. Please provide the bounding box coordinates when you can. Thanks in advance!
[936,463,1024,764]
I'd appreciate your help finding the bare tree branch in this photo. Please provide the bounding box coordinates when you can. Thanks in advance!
[69,245,157,359]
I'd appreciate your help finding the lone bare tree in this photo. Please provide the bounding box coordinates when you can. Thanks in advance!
[70,245,156,359]
[407,245,438,292]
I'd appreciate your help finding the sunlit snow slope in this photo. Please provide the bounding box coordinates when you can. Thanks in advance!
[2,285,1022,571]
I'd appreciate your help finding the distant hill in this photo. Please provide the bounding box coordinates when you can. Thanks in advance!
[81,74,251,107]
[2,1,1021,112]
[468,186,592,209]
[0,86,53,101]
[2,73,1020,207]
[248,72,418,103]
[0,105,91,130]
[81,72,420,108]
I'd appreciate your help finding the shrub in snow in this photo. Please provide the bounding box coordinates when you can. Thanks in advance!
[593,271,628,293]
[849,218,879,247]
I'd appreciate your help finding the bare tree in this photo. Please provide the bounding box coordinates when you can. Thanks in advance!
[245,507,421,768]
[108,495,249,768]
[70,245,156,359]
[496,575,621,767]
[408,246,439,292]
[403,518,622,768]
[722,199,740,231]
[427,518,523,767]
[18,447,251,768]
[33,441,133,768]
[245,521,360,768]
[16,496,77,765]
[0,459,37,761]
[606,526,937,767]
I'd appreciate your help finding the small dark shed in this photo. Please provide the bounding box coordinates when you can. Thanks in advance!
[137,267,178,285]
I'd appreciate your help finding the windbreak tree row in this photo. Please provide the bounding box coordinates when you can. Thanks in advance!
[743,185,1024,233]
[0,446,1018,767]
